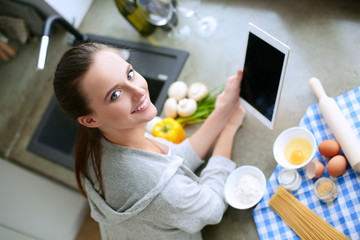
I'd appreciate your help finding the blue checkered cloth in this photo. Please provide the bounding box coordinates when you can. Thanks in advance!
[253,87,360,240]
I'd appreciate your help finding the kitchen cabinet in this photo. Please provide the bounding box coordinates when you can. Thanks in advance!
[0,158,88,240]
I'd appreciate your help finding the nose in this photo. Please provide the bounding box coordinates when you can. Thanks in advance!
[128,82,146,101]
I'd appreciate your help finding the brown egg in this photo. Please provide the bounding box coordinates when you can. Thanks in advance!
[318,140,340,157]
[327,155,347,177]
[306,161,325,179]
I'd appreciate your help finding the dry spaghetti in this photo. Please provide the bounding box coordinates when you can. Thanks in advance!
[269,186,349,240]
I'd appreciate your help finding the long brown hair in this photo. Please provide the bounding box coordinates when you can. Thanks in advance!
[53,42,109,197]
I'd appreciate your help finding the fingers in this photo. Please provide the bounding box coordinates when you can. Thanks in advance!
[234,102,246,120]
[234,99,240,108]
[237,103,246,121]
[237,70,243,92]
[224,70,242,101]
[237,70,243,80]
[239,103,246,116]
[214,70,244,117]
[226,102,246,131]
[226,70,242,90]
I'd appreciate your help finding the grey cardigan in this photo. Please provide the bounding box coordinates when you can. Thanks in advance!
[85,133,236,240]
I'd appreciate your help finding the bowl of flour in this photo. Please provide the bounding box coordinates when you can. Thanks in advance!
[224,165,266,209]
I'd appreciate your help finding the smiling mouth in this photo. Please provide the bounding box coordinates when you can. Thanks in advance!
[132,98,148,113]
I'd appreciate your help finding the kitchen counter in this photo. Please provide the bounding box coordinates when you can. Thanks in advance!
[1,0,360,239]
[78,1,360,239]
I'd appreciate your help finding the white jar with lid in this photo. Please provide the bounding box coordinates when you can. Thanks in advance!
[277,168,302,191]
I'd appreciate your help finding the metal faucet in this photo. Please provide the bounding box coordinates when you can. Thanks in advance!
[36,15,86,70]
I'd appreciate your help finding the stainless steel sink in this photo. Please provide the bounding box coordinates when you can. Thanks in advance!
[28,36,188,169]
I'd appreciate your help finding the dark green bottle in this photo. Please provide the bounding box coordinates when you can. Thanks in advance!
[114,0,156,36]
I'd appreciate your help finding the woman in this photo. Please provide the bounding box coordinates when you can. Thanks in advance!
[53,42,246,240]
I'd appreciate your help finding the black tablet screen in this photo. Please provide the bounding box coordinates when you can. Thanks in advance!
[240,32,285,121]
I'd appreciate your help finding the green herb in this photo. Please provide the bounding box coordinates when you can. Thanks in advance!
[176,85,224,126]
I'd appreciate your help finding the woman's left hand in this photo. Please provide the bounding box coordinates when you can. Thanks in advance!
[189,70,243,159]
[214,70,242,121]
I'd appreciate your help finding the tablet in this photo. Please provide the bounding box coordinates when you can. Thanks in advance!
[239,23,290,129]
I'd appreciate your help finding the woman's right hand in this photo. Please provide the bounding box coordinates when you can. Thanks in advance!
[212,102,246,160]
[188,70,243,159]
[224,101,246,134]
[215,70,243,121]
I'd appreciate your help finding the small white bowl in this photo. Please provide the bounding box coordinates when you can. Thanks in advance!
[224,165,266,210]
[273,127,317,169]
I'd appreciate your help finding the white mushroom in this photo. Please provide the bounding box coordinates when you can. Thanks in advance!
[177,98,197,117]
[168,81,188,101]
[146,116,163,133]
[163,98,178,118]
[187,82,208,101]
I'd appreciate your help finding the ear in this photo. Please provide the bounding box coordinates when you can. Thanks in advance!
[77,114,102,128]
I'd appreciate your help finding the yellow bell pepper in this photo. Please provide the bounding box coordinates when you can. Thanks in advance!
[152,118,186,144]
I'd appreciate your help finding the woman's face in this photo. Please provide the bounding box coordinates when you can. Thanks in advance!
[79,49,157,132]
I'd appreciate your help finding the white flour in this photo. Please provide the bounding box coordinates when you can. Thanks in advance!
[233,173,263,205]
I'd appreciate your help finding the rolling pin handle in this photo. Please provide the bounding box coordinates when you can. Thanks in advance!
[309,77,327,100]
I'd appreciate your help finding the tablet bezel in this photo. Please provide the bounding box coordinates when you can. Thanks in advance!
[239,23,290,129]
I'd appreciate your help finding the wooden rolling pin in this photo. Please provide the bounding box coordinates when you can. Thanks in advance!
[309,77,360,172]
